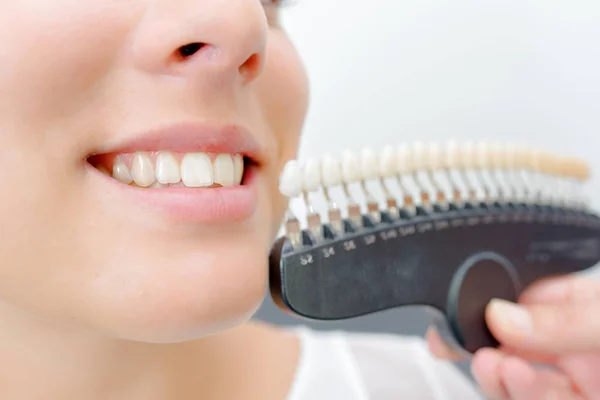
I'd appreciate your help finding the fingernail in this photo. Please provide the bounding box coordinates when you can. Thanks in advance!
[489,299,533,335]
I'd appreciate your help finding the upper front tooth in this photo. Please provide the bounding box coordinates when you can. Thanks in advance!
[233,154,244,185]
[181,153,213,187]
[156,152,181,184]
[131,152,155,187]
[213,154,235,187]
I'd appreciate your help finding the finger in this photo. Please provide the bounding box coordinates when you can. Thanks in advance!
[497,356,540,400]
[557,353,600,399]
[499,356,584,400]
[425,327,464,361]
[492,344,559,366]
[471,348,510,400]
[426,328,560,366]
[519,275,600,305]
[486,298,600,353]
[426,325,562,368]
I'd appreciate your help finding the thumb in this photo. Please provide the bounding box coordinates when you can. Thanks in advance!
[519,275,600,305]
[486,298,600,353]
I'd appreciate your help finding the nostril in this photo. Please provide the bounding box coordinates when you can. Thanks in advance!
[239,53,262,81]
[177,42,205,59]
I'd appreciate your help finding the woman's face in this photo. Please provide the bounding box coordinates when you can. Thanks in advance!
[0,0,308,341]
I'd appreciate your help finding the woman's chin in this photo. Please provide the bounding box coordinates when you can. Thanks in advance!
[82,252,270,343]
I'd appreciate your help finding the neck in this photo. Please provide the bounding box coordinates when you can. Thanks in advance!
[0,302,299,400]
[0,301,184,399]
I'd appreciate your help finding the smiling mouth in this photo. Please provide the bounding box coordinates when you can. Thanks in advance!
[87,151,257,189]
[83,122,264,223]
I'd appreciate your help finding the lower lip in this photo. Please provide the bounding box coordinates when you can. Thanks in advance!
[91,164,260,224]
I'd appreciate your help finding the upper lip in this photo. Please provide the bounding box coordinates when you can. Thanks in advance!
[91,122,266,165]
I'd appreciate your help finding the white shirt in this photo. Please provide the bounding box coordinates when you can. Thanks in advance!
[286,327,483,400]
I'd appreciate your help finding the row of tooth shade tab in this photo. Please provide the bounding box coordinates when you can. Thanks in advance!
[280,141,590,217]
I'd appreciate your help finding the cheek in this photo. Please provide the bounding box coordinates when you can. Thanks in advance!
[0,1,139,316]
[260,31,309,161]
[257,31,309,230]
[0,2,136,128]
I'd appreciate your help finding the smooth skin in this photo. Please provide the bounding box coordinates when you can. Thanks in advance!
[0,0,307,399]
[428,275,600,399]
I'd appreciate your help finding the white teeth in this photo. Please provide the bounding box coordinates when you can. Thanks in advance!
[514,144,530,170]
[181,153,213,187]
[156,152,181,184]
[321,154,342,187]
[379,145,397,178]
[150,181,168,188]
[476,141,491,168]
[233,154,244,185]
[112,159,133,184]
[444,140,460,169]
[410,141,426,170]
[426,142,442,170]
[396,144,411,174]
[302,159,321,192]
[213,154,235,187]
[131,152,155,187]
[459,141,477,169]
[108,152,245,188]
[279,160,303,198]
[341,150,362,183]
[360,148,379,180]
[489,141,505,169]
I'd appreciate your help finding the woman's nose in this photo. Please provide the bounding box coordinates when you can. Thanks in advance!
[130,0,268,85]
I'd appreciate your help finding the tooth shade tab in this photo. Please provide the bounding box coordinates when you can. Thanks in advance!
[513,144,530,170]
[360,148,379,180]
[379,145,397,178]
[280,160,303,198]
[275,142,593,216]
[396,144,412,174]
[425,142,442,170]
[444,140,460,169]
[459,141,477,169]
[504,143,519,169]
[89,151,245,188]
[410,141,426,170]
[341,150,362,183]
[475,141,492,169]
[321,154,342,188]
[302,159,322,192]
[489,142,505,169]
[575,159,591,181]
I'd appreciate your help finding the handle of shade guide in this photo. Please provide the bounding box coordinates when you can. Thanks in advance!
[445,252,520,353]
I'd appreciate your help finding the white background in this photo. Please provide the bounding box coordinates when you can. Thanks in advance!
[279,0,600,273]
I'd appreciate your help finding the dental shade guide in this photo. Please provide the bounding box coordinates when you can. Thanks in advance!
[270,142,600,354]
